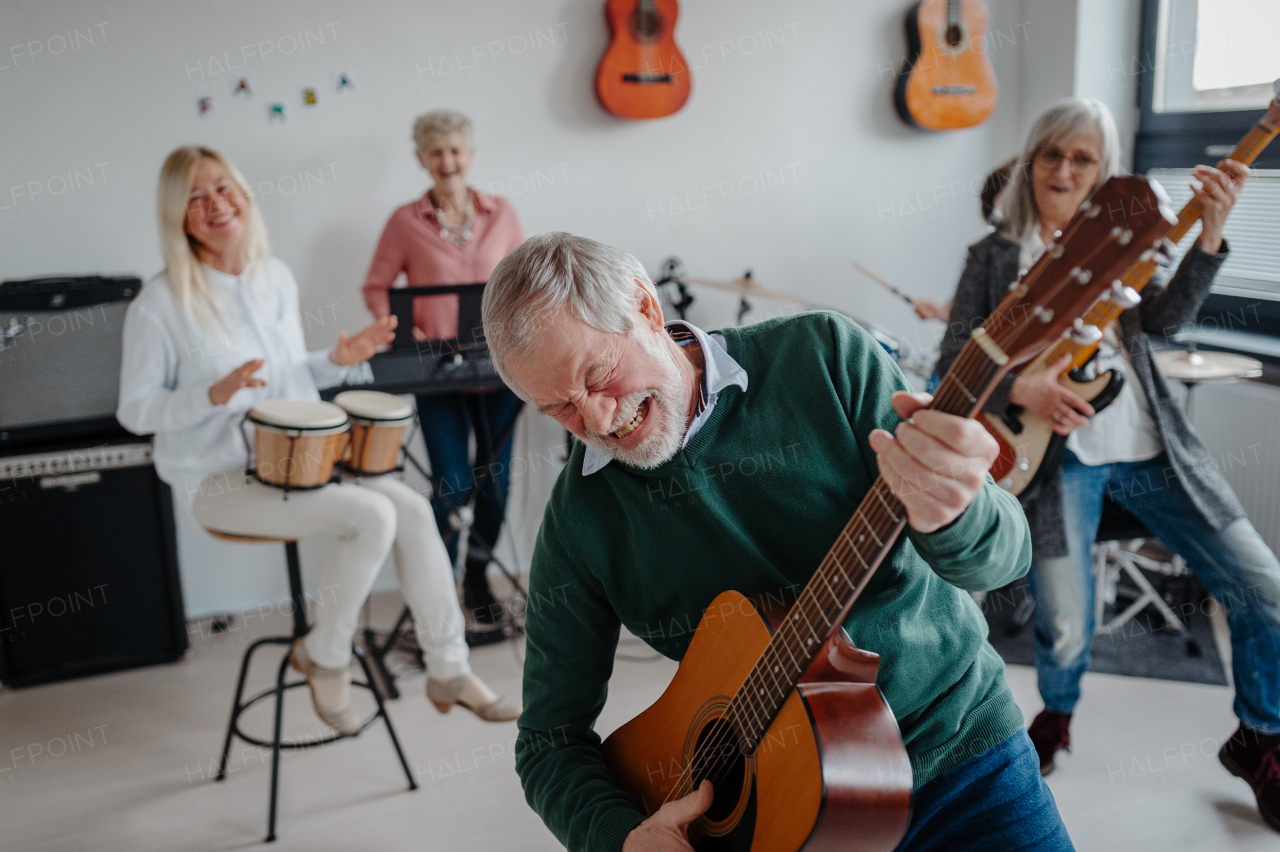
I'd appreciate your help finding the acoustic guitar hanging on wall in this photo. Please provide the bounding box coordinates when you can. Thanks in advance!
[895,0,998,130]
[596,0,691,119]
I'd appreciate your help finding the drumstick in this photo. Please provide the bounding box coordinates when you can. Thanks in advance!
[853,263,915,307]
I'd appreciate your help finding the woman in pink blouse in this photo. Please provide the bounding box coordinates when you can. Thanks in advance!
[363,110,525,624]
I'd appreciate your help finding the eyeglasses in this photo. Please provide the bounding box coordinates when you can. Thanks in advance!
[1035,147,1101,175]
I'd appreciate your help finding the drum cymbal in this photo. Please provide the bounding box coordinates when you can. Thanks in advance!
[680,276,813,306]
[1154,349,1262,381]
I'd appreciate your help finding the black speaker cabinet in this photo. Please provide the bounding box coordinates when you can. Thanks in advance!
[0,432,187,686]
[0,275,141,449]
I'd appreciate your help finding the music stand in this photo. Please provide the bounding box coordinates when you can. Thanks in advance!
[387,283,488,352]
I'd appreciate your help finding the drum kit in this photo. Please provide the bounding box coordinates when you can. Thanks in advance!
[245,391,416,494]
[653,259,938,385]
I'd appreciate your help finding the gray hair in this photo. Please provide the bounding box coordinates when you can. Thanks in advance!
[1000,97,1122,244]
[482,232,656,395]
[412,109,474,150]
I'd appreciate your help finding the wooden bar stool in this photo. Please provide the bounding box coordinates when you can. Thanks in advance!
[205,530,417,842]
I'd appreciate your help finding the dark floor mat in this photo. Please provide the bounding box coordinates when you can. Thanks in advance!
[981,577,1228,686]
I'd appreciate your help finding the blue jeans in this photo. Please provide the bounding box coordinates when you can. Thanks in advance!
[415,388,523,572]
[1031,450,1280,734]
[895,730,1074,851]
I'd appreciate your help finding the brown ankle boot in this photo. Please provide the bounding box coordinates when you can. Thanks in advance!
[1219,725,1280,832]
[1028,709,1072,776]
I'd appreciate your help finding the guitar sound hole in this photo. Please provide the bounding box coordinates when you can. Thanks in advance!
[945,24,964,48]
[629,9,664,42]
[694,719,747,823]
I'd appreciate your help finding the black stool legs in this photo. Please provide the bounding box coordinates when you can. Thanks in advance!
[214,542,417,843]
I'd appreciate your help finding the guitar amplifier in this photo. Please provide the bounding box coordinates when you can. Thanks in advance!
[0,433,187,686]
[0,275,142,449]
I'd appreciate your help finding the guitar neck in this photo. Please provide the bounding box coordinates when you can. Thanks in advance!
[727,339,998,753]
[1046,110,1280,372]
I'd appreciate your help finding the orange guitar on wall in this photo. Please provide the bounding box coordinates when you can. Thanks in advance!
[596,0,691,119]
[895,0,998,130]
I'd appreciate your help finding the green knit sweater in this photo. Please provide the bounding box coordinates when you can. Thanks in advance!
[515,312,1030,852]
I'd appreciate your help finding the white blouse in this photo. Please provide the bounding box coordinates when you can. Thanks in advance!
[116,257,349,499]
[1019,233,1163,466]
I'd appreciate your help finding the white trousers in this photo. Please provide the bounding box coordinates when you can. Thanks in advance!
[191,469,469,676]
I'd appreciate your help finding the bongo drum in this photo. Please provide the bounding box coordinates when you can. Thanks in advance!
[247,399,349,490]
[333,391,414,475]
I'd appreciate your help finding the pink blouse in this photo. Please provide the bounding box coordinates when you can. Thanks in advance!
[362,189,526,340]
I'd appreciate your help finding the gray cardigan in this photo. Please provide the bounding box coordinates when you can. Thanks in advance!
[936,231,1244,558]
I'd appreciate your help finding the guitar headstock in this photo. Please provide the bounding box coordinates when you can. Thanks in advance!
[979,175,1176,371]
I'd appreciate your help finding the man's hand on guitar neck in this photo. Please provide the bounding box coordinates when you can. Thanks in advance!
[868,391,1000,534]
[621,781,713,852]
[1010,354,1094,436]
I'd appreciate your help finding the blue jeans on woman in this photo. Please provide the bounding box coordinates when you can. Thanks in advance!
[415,387,523,575]
[1031,450,1280,734]
[895,730,1074,851]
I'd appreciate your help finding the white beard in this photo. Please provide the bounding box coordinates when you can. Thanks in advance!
[578,332,689,469]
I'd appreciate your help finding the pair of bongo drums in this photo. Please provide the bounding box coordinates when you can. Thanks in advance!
[246,391,414,492]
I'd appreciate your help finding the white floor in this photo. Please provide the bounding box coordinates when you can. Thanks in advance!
[0,592,1274,852]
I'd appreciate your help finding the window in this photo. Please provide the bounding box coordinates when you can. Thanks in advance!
[1153,0,1280,114]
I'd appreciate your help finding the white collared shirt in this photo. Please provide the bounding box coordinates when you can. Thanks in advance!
[116,257,350,498]
[582,320,748,475]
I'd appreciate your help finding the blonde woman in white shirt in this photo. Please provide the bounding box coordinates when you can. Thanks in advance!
[117,146,518,734]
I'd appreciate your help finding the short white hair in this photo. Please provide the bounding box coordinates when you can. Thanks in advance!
[1000,97,1122,244]
[482,232,657,396]
[412,109,474,150]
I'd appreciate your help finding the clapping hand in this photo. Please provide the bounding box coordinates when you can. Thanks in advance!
[330,316,398,366]
[208,359,267,406]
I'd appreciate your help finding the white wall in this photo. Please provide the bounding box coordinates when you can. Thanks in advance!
[2,0,1045,617]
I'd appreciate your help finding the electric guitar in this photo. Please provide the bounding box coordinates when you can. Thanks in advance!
[895,0,998,130]
[987,88,1280,497]
[596,0,691,120]
[601,176,1176,852]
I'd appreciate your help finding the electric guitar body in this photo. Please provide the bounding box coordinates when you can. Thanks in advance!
[986,350,1125,497]
[596,0,691,119]
[895,0,998,130]
[602,591,912,852]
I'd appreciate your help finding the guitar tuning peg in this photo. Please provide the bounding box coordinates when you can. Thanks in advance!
[1108,280,1141,308]
[1071,319,1102,345]
[1110,227,1134,245]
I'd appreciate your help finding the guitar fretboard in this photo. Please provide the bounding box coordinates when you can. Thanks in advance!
[723,338,1001,753]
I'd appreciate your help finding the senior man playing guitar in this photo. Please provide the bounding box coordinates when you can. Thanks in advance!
[484,232,1073,852]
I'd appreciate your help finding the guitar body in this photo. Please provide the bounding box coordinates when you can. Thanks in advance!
[602,591,912,852]
[596,0,691,119]
[895,0,998,130]
[987,354,1126,496]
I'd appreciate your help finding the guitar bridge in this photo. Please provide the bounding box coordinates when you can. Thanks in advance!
[931,85,977,95]
[623,73,674,83]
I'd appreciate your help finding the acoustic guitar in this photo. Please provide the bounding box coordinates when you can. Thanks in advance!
[596,0,691,120]
[601,176,1176,852]
[895,0,998,131]
[987,89,1280,497]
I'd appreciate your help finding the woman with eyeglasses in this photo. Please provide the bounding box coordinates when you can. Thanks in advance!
[937,98,1280,830]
